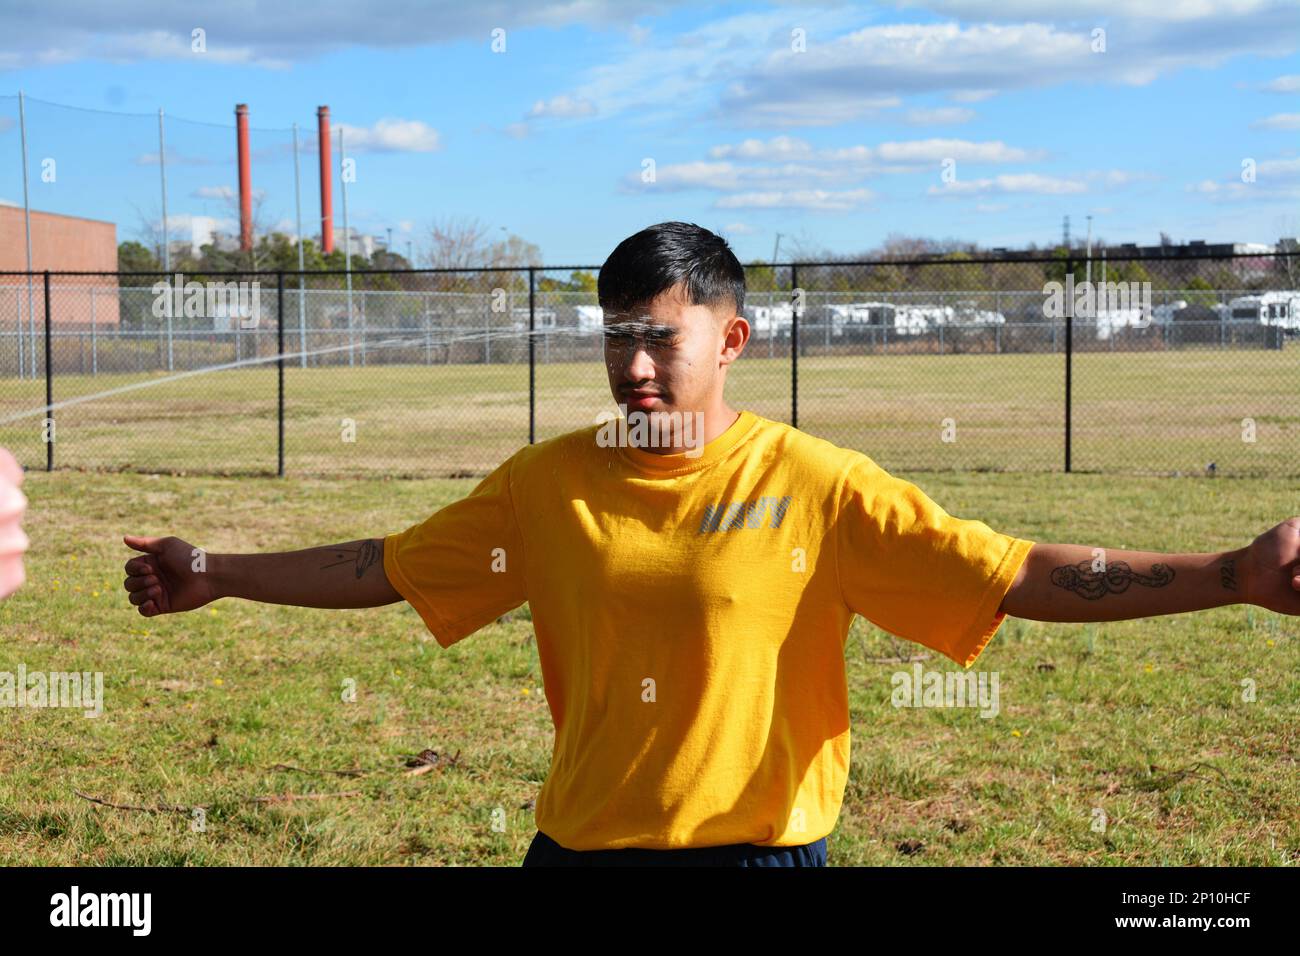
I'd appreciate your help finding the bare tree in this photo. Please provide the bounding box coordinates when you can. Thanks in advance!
[420,216,541,291]
[425,216,487,269]
[129,201,166,265]
[1272,213,1300,290]
[213,189,277,270]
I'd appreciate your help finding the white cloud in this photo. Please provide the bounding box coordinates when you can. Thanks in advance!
[929,174,1088,195]
[875,138,1040,163]
[0,1,682,68]
[715,189,875,211]
[155,213,237,233]
[553,7,870,126]
[527,95,596,119]
[904,107,976,126]
[1260,157,1300,178]
[721,12,1299,126]
[718,89,901,128]
[708,136,815,161]
[1084,169,1158,186]
[638,135,1051,206]
[334,118,441,152]
[636,160,849,192]
[1251,113,1300,130]
[702,136,1040,170]
[1262,74,1300,92]
[900,0,1287,22]
[1185,158,1300,202]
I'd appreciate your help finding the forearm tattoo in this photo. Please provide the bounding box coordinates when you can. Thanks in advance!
[1050,560,1175,599]
[1220,557,1237,591]
[321,541,382,579]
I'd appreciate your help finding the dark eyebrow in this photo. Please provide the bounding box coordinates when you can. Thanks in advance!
[602,320,678,341]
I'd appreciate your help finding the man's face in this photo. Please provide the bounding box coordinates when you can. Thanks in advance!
[602,283,743,420]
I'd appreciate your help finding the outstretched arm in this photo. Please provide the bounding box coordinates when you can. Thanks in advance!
[123,534,403,616]
[998,518,1300,622]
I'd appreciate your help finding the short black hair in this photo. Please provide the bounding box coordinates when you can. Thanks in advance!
[598,221,745,319]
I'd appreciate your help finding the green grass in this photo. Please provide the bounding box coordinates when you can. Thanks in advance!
[1,466,1296,865]
[0,346,1296,478]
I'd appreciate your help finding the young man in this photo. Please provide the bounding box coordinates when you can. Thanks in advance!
[123,221,1300,867]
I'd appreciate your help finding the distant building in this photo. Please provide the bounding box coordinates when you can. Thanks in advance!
[334,227,374,258]
[1095,239,1273,258]
[166,215,242,259]
[0,204,120,326]
[984,238,1281,283]
[1094,239,1277,280]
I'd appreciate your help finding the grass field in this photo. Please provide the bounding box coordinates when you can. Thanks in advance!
[0,465,1296,865]
[0,346,1295,479]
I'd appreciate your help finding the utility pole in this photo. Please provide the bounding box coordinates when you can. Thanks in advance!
[1086,215,1093,285]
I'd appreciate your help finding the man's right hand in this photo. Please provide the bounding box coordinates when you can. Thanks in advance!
[123,534,218,616]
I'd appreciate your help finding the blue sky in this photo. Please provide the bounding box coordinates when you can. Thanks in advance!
[1,0,1298,264]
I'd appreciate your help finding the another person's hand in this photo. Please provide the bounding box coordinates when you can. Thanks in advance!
[0,448,28,600]
[122,534,218,616]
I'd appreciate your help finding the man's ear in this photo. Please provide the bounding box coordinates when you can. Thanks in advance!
[720,314,750,364]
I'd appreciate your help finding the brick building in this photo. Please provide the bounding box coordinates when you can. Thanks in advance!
[0,205,121,328]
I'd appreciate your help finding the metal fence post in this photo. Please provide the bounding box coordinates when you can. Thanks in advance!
[277,270,285,477]
[44,271,52,471]
[528,267,536,445]
[1065,256,1073,474]
[790,263,799,429]
[767,291,773,359]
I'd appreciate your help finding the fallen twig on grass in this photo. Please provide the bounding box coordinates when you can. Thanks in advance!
[73,791,190,814]
[402,748,462,777]
[1142,761,1246,802]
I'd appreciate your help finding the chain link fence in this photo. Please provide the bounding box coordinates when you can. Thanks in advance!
[0,250,1296,479]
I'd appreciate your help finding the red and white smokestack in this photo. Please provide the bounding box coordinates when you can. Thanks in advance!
[235,103,252,252]
[317,105,334,254]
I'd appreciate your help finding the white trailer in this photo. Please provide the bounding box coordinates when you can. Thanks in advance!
[745,302,794,338]
[1227,292,1300,331]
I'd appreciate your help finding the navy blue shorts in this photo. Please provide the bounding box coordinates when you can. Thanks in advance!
[521,829,828,867]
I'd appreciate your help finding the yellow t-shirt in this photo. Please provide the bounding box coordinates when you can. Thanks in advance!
[383,409,1035,851]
